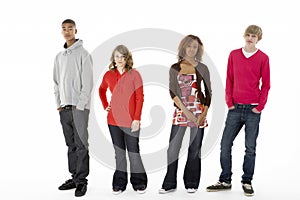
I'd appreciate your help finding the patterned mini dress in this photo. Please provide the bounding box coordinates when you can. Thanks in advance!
[172,73,208,128]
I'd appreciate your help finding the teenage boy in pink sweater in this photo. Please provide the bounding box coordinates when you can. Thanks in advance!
[206,25,270,196]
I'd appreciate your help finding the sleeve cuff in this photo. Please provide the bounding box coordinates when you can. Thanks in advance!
[227,103,234,108]
[133,116,141,121]
[255,106,263,112]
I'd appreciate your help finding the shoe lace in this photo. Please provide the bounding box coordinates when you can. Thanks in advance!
[214,181,222,186]
[243,184,252,190]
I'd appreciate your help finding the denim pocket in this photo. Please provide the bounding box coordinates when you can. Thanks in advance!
[250,109,261,115]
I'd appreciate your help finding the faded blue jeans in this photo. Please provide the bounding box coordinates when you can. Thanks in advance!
[219,104,261,184]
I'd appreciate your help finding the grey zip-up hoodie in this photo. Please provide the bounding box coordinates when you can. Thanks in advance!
[53,39,93,110]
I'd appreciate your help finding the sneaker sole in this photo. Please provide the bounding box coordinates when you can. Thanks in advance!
[75,192,86,197]
[136,190,146,194]
[206,188,231,192]
[112,191,123,195]
[244,192,254,196]
[158,188,176,194]
[58,187,76,190]
[186,189,197,193]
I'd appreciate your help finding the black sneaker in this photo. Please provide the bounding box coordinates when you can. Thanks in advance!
[58,179,76,190]
[206,181,232,192]
[242,183,254,196]
[75,184,87,197]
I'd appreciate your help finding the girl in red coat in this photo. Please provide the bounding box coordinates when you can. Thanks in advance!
[99,45,147,195]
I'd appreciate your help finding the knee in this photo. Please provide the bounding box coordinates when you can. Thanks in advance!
[114,146,127,156]
[75,138,88,149]
[245,146,256,156]
[188,141,201,155]
[67,145,76,152]
[188,148,200,159]
[65,140,75,148]
[126,142,140,153]
[167,143,180,156]
[220,145,232,157]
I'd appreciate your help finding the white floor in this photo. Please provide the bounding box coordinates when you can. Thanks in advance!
[2,122,299,200]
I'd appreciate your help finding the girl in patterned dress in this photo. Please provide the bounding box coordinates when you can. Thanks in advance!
[159,35,212,194]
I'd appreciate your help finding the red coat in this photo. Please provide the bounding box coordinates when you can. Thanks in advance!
[99,69,144,128]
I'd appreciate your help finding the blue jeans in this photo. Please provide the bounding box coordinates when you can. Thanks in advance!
[162,125,204,189]
[219,104,261,184]
[108,125,147,191]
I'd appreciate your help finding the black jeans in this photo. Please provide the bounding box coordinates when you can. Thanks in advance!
[162,125,204,189]
[108,125,147,190]
[59,108,89,185]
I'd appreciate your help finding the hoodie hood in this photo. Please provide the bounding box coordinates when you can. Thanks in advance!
[63,39,83,55]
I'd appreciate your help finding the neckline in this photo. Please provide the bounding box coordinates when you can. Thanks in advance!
[241,48,259,59]
[181,60,198,67]
[178,72,196,76]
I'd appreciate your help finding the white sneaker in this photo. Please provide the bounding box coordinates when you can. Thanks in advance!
[186,188,197,193]
[158,188,176,194]
[136,189,146,194]
[112,189,123,195]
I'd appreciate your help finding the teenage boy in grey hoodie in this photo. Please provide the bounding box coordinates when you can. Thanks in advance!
[53,19,93,197]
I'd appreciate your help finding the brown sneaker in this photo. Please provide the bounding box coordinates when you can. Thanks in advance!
[242,183,254,196]
[206,181,232,192]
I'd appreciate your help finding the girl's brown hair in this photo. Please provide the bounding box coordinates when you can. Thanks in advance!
[109,45,133,71]
[178,34,204,62]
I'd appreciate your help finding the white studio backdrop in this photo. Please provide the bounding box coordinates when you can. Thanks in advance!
[0,0,299,200]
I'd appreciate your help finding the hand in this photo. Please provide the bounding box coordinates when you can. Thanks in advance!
[57,107,63,112]
[252,108,261,113]
[105,105,111,112]
[228,106,235,110]
[184,110,198,123]
[131,120,140,132]
[196,113,207,126]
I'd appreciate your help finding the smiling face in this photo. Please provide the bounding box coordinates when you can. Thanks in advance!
[61,23,77,42]
[185,40,199,59]
[114,50,126,68]
[178,35,203,62]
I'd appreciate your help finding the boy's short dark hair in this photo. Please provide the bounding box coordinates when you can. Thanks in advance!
[62,19,76,27]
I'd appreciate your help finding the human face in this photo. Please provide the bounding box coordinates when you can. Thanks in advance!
[114,51,126,68]
[61,23,76,42]
[185,40,199,59]
[244,33,258,48]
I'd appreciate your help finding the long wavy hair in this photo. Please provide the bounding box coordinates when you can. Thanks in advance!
[177,34,204,62]
[109,45,133,71]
